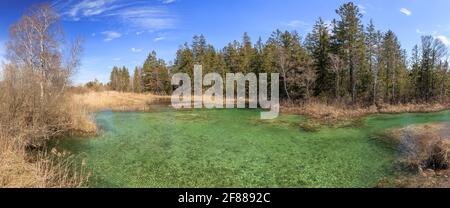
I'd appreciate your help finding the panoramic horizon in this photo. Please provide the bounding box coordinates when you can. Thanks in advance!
[1,0,450,84]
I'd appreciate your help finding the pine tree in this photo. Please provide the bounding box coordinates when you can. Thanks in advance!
[120,66,130,92]
[305,18,333,97]
[224,40,241,73]
[365,20,383,105]
[334,2,367,103]
[109,66,119,91]
[240,32,255,74]
[142,51,170,94]
[173,43,194,77]
[380,31,407,103]
[132,67,143,93]
[268,30,315,100]
[414,36,447,102]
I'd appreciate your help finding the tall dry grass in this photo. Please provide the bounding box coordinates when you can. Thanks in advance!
[0,132,89,188]
[282,101,449,124]
[71,91,170,112]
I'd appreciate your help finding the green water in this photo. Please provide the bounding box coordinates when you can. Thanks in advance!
[56,109,450,188]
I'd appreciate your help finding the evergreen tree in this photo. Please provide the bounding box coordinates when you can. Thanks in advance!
[305,18,333,97]
[173,43,194,77]
[333,2,367,103]
[365,20,383,105]
[120,66,130,92]
[142,51,171,94]
[414,36,447,102]
[380,31,407,103]
[132,67,143,93]
[109,66,119,91]
[268,30,315,100]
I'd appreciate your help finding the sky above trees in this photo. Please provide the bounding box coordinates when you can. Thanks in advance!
[1,0,450,84]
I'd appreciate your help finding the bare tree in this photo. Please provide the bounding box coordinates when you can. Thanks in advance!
[1,4,82,146]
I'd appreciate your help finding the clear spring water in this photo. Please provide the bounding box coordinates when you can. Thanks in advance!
[56,109,450,188]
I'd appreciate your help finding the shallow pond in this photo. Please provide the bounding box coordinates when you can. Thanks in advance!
[56,108,450,187]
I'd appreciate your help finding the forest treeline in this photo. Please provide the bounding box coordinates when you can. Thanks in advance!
[107,51,171,94]
[106,2,450,105]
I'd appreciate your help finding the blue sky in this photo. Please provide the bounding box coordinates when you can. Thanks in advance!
[1,0,450,84]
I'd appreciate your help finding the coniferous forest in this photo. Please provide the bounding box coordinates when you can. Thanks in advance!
[109,2,450,106]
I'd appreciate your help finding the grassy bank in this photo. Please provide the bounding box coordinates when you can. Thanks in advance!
[0,91,166,188]
[0,132,89,187]
[282,101,449,125]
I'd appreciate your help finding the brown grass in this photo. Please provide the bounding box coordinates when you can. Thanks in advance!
[381,123,450,188]
[72,91,170,112]
[0,133,89,188]
[282,101,449,125]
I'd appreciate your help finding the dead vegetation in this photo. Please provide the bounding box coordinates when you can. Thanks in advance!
[0,4,89,188]
[71,90,170,112]
[282,101,449,125]
[381,123,450,188]
[0,132,89,188]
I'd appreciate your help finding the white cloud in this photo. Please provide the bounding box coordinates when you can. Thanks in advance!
[131,48,143,52]
[65,0,118,18]
[153,33,168,42]
[102,31,122,42]
[161,0,176,4]
[136,31,144,35]
[358,4,367,14]
[154,37,165,42]
[436,35,450,46]
[283,20,308,29]
[129,16,175,30]
[56,0,176,31]
[400,8,412,16]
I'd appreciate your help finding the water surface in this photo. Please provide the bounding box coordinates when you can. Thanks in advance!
[57,109,450,187]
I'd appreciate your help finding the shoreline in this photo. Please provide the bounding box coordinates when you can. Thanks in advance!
[282,102,450,126]
[72,91,450,132]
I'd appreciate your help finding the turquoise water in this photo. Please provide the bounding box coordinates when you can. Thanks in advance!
[56,109,450,188]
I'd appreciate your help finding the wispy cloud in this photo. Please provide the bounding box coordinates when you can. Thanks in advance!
[160,0,176,4]
[358,4,367,14]
[436,35,450,46]
[102,31,122,41]
[55,0,177,31]
[131,47,143,52]
[154,37,166,42]
[400,8,412,16]
[153,33,168,42]
[63,0,118,18]
[282,20,308,29]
